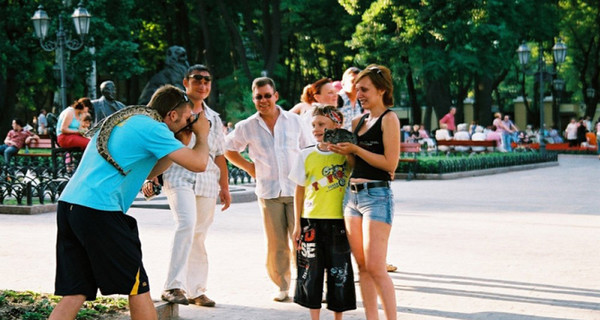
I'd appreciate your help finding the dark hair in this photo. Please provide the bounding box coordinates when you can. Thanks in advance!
[312,104,344,125]
[72,97,92,110]
[83,113,93,122]
[354,64,394,106]
[252,77,276,92]
[13,118,25,127]
[148,84,192,118]
[306,78,332,104]
[186,64,210,77]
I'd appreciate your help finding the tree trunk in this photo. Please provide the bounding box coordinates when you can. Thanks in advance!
[425,78,452,129]
[198,0,221,112]
[474,75,494,126]
[263,0,281,76]
[1,68,17,136]
[216,1,252,84]
[402,56,421,125]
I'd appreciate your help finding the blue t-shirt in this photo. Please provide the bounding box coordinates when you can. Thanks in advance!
[60,115,184,212]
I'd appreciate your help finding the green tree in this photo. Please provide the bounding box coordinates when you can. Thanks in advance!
[560,0,600,120]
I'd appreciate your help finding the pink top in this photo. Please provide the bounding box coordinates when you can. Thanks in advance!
[486,131,503,146]
[439,113,455,131]
[5,129,32,149]
[492,118,505,133]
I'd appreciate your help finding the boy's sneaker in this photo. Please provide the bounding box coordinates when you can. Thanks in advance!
[188,294,216,307]
[161,289,189,305]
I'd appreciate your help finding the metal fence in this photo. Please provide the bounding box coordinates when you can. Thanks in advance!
[1,158,254,206]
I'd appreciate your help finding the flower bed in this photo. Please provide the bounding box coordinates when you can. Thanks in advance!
[396,151,559,175]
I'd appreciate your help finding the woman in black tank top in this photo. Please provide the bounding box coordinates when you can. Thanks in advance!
[329,64,400,320]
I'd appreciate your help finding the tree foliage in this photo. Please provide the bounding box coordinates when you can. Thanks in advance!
[0,0,597,135]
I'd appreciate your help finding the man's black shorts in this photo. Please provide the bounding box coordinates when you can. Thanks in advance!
[55,201,150,300]
[294,218,356,312]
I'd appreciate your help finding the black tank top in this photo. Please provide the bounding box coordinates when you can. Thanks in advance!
[351,109,392,181]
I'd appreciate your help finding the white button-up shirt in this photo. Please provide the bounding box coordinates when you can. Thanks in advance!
[225,106,313,199]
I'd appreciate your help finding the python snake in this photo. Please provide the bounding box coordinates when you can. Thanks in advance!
[85,105,163,176]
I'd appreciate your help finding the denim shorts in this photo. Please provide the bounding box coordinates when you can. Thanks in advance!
[343,183,394,225]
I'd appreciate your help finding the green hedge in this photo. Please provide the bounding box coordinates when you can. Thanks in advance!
[397,152,558,174]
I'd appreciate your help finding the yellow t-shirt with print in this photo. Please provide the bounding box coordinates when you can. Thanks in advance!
[288,146,350,219]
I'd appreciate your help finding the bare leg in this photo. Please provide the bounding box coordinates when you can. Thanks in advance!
[129,292,157,320]
[364,220,396,320]
[345,216,379,320]
[48,294,86,320]
[309,308,321,320]
[334,311,343,320]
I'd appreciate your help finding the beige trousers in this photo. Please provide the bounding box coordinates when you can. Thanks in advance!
[258,196,295,292]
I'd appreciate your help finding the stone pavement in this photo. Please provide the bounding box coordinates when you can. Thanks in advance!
[0,154,599,319]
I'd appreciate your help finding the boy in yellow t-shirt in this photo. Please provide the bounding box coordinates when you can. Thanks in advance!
[289,105,356,319]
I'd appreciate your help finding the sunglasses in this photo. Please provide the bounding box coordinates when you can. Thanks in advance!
[254,93,273,101]
[188,74,212,82]
[368,66,383,77]
[169,94,190,113]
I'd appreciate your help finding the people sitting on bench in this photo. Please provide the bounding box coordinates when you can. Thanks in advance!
[435,123,452,152]
[56,98,92,150]
[471,126,487,153]
[485,125,504,152]
[453,123,471,152]
[0,118,39,163]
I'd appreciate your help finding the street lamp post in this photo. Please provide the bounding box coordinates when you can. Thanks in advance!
[31,2,91,111]
[552,78,565,131]
[516,40,567,153]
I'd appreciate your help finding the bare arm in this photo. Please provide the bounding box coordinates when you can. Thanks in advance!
[224,150,255,178]
[350,112,401,173]
[292,185,305,250]
[147,156,173,179]
[4,132,12,146]
[215,155,231,211]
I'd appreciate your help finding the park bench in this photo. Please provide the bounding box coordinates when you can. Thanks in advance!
[15,136,53,158]
[399,142,421,180]
[14,134,84,178]
[436,140,497,154]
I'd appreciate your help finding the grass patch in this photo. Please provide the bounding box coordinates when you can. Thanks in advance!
[0,290,128,320]
[1,199,44,206]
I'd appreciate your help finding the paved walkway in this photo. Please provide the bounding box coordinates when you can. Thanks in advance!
[0,155,599,319]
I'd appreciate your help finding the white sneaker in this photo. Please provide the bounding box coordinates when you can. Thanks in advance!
[273,291,289,302]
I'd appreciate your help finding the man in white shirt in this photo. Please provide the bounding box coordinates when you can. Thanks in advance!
[225,77,313,302]
[156,64,231,307]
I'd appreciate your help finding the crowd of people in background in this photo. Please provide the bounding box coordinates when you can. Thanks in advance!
[404,111,599,154]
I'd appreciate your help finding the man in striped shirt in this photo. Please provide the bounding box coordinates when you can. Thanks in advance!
[157,64,231,307]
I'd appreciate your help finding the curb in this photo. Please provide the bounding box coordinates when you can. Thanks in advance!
[155,301,178,320]
[395,161,559,180]
[131,184,256,210]
[0,203,57,215]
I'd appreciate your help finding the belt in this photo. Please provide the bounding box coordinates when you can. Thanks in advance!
[350,181,389,192]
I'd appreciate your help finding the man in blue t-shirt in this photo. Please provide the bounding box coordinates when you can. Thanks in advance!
[49,85,211,320]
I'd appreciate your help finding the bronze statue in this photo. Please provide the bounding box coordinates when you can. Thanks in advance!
[138,46,189,105]
[92,81,126,123]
